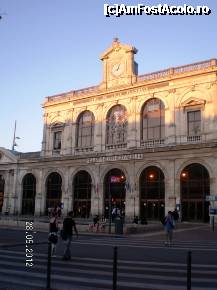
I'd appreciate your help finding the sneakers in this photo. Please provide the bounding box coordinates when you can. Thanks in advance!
[164,242,172,246]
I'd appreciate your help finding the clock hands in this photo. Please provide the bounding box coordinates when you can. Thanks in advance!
[116,64,120,71]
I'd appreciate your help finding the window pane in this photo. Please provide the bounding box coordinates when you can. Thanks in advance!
[77,111,94,148]
[187,110,201,136]
[53,131,62,149]
[106,105,128,145]
[141,98,165,141]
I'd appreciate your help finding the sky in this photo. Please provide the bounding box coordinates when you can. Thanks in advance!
[0,0,217,152]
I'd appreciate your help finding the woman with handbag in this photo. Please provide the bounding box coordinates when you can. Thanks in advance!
[164,211,175,246]
[49,211,59,257]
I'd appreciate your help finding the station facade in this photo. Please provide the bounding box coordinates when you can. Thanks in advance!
[1,39,217,222]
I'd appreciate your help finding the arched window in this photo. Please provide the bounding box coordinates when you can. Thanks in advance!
[141,98,165,143]
[140,166,165,220]
[46,172,62,212]
[76,111,94,148]
[181,163,209,222]
[106,105,127,148]
[73,171,92,218]
[22,173,36,215]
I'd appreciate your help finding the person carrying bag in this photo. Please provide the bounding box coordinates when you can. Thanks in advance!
[48,211,59,257]
[62,211,78,261]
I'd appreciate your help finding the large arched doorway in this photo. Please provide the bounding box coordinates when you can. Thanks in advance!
[181,163,209,222]
[22,173,36,215]
[0,175,5,213]
[140,166,165,220]
[73,170,92,218]
[104,168,126,218]
[46,172,62,212]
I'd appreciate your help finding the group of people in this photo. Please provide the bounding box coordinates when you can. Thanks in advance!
[49,205,179,259]
[89,215,107,232]
[49,206,78,260]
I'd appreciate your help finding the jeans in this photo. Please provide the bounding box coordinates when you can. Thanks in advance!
[63,235,72,259]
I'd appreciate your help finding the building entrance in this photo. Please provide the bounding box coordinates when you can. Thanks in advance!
[180,163,209,222]
[46,172,62,213]
[182,200,209,221]
[22,173,36,215]
[73,170,91,218]
[104,168,126,219]
[140,166,165,221]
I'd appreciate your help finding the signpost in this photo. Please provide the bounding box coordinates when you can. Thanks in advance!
[206,196,217,232]
[206,195,217,202]
[209,207,217,215]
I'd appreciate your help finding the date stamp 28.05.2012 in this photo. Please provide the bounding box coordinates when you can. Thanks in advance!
[25,221,35,267]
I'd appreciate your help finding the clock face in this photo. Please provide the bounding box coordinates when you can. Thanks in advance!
[111,63,124,76]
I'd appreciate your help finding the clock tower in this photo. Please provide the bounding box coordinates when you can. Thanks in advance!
[100,38,138,89]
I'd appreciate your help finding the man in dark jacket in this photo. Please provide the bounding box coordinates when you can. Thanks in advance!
[62,211,78,260]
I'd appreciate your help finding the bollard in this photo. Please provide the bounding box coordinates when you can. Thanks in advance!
[113,246,118,290]
[46,242,52,290]
[212,216,215,232]
[187,250,192,290]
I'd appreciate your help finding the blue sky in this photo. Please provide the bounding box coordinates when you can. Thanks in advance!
[0,0,216,152]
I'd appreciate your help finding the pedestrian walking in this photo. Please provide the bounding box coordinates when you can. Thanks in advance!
[62,211,78,260]
[112,207,117,221]
[54,203,62,217]
[172,208,179,227]
[163,211,175,246]
[48,211,59,257]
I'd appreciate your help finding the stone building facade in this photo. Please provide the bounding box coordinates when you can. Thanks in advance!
[1,39,217,222]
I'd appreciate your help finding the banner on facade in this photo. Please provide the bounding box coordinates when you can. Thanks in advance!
[110,176,122,183]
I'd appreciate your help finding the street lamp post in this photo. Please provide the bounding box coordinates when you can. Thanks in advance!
[12,120,20,151]
[133,197,136,218]
[108,180,112,234]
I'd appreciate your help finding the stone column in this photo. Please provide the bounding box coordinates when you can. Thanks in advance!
[101,104,106,151]
[165,160,178,214]
[91,165,103,216]
[62,122,71,155]
[40,169,47,216]
[2,171,10,214]
[61,168,70,216]
[71,121,76,155]
[9,168,19,215]
[94,104,103,152]
[34,169,44,216]
[124,161,139,220]
[127,97,137,148]
[165,90,176,145]
[211,81,217,140]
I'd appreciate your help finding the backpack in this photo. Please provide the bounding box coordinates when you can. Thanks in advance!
[48,233,58,244]
[173,211,179,221]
